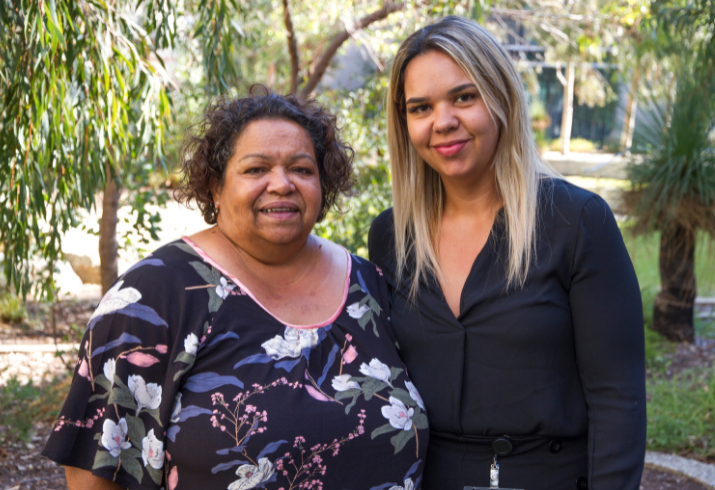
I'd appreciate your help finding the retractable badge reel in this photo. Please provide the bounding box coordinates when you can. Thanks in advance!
[463,437,524,490]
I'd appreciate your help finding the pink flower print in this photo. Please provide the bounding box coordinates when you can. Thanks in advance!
[77,357,90,381]
[155,344,168,354]
[343,345,358,364]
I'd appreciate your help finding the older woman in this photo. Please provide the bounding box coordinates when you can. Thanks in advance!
[368,17,646,490]
[43,88,428,490]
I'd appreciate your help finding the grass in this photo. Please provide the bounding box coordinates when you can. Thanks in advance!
[620,224,715,460]
[0,288,27,324]
[646,370,715,460]
[0,375,70,443]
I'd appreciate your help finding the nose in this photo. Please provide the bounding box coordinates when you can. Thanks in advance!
[266,167,295,194]
[433,102,458,133]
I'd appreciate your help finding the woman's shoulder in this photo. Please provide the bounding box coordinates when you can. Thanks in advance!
[119,239,203,283]
[539,177,609,227]
[367,208,396,268]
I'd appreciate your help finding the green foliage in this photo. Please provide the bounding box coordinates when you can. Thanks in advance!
[0,0,176,298]
[0,376,69,443]
[647,370,715,460]
[313,77,392,256]
[0,0,253,299]
[0,289,27,324]
[626,48,715,237]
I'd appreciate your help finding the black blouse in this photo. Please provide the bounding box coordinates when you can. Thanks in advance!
[43,239,428,490]
[368,179,646,490]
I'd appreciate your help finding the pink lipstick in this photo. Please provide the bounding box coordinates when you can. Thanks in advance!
[433,140,467,156]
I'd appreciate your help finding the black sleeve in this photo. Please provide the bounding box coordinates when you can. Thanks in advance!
[569,196,647,490]
[368,209,394,270]
[42,252,206,490]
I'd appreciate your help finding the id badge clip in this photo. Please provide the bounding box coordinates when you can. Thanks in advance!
[463,437,524,490]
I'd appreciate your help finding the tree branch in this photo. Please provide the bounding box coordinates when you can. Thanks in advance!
[282,0,300,94]
[299,2,404,97]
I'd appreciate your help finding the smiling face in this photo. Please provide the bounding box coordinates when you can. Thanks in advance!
[403,50,500,187]
[213,118,322,251]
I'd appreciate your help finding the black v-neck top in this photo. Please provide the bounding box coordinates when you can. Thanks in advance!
[368,179,646,490]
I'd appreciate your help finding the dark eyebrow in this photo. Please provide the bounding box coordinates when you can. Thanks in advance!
[405,83,478,105]
[239,153,316,164]
[447,83,477,95]
[289,153,317,164]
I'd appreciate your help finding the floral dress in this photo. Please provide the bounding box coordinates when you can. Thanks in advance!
[42,239,428,490]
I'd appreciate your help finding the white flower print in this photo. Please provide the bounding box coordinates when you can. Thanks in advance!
[381,396,414,431]
[359,358,393,387]
[405,380,425,410]
[389,478,415,490]
[184,333,199,356]
[346,302,370,319]
[128,374,162,412]
[89,281,141,321]
[262,326,319,360]
[141,429,165,469]
[101,418,132,457]
[215,276,236,299]
[331,374,360,392]
[103,359,116,388]
[227,457,275,490]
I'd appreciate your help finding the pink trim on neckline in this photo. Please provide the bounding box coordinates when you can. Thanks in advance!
[181,236,352,330]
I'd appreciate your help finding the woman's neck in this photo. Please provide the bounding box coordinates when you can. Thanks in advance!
[441,171,501,220]
[191,226,322,291]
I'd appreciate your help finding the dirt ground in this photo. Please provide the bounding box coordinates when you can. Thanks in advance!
[1,302,714,490]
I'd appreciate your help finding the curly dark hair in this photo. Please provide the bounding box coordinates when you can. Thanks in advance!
[175,85,355,224]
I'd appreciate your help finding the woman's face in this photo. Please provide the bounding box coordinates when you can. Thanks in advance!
[403,50,500,185]
[213,118,322,250]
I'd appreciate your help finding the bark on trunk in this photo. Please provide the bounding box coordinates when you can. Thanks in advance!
[282,0,300,94]
[99,175,120,295]
[652,225,696,342]
[560,62,575,155]
[299,2,404,97]
[620,64,640,153]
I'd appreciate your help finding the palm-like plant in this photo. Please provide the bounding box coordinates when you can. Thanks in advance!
[625,49,715,341]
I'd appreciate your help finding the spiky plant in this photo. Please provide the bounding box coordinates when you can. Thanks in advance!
[625,49,715,342]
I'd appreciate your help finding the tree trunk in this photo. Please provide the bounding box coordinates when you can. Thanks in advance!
[99,174,120,295]
[619,64,640,153]
[282,0,300,94]
[560,62,575,155]
[298,2,404,97]
[652,225,696,342]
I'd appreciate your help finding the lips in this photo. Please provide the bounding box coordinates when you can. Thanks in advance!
[432,140,468,157]
[258,202,299,218]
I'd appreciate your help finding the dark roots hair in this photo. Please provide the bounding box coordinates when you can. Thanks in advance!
[174,85,355,223]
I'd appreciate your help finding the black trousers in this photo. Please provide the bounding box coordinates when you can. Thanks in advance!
[422,432,589,490]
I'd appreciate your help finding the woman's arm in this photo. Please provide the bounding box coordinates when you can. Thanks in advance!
[66,466,126,490]
[569,196,646,490]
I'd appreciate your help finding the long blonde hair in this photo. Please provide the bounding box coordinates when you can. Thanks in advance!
[387,16,553,297]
